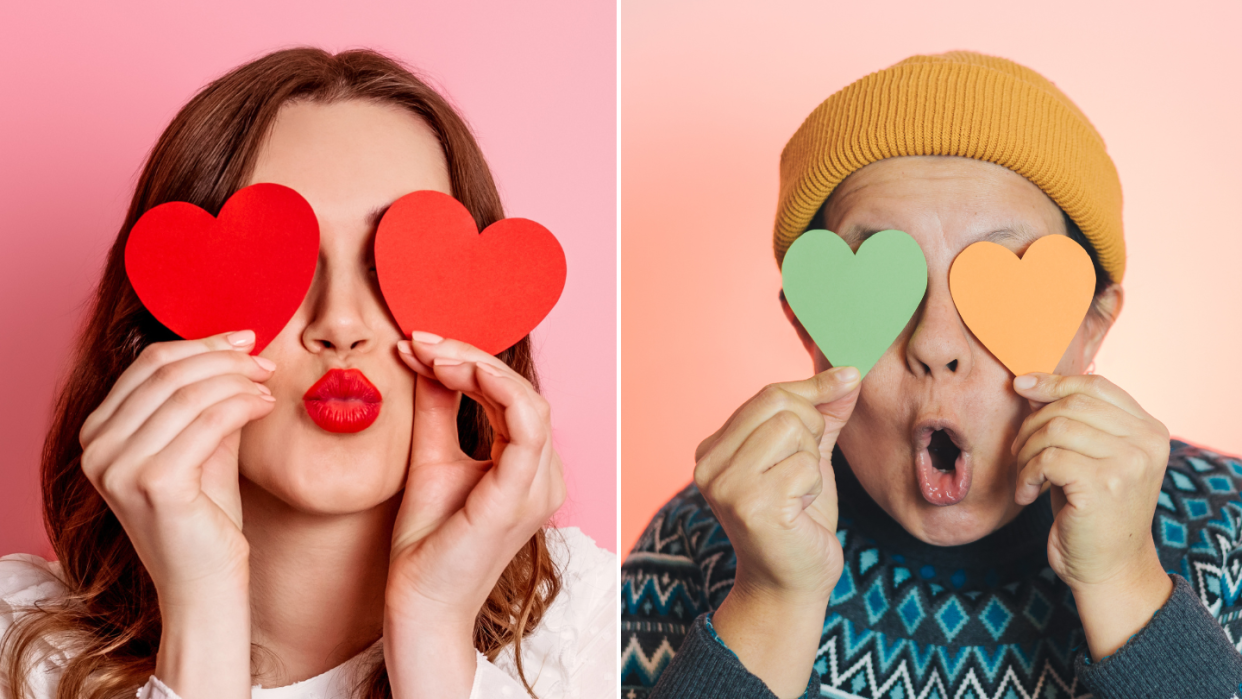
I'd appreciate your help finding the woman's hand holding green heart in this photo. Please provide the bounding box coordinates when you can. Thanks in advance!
[695,366,861,699]
[1011,372,1174,661]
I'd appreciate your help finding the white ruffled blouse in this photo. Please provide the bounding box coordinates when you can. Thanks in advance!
[0,527,616,699]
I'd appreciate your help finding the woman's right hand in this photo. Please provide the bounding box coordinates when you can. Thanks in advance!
[693,366,861,698]
[77,329,275,699]
[79,329,274,598]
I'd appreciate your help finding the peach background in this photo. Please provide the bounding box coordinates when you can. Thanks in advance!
[621,1,1242,552]
[0,0,616,557]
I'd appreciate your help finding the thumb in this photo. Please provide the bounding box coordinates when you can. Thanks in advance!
[411,374,464,463]
[781,366,861,428]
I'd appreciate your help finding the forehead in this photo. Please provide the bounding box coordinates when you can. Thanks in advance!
[823,156,1064,252]
[247,99,451,232]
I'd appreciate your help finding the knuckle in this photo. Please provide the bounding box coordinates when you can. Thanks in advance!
[135,466,178,503]
[693,459,713,491]
[98,465,128,497]
[1064,393,1093,413]
[1046,416,1072,438]
[148,362,181,391]
[771,410,802,435]
[167,382,203,410]
[533,394,552,422]
[790,450,819,473]
[140,343,174,369]
[755,384,787,410]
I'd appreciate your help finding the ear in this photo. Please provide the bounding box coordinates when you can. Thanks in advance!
[1080,283,1124,365]
[780,291,819,359]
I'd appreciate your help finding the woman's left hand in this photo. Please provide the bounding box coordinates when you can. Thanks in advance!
[383,331,566,699]
[1011,372,1173,660]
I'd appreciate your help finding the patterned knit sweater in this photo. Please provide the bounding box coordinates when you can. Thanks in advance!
[621,440,1242,698]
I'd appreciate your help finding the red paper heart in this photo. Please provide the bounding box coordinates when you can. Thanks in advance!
[125,183,319,354]
[375,190,566,355]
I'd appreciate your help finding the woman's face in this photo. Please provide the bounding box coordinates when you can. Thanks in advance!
[786,156,1120,546]
[237,99,451,515]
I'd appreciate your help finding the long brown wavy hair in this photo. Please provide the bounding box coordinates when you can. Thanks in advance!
[2,47,560,699]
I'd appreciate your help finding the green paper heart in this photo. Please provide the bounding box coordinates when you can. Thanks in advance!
[782,229,928,377]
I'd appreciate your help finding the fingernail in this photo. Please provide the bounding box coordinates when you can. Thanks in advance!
[256,383,272,396]
[433,358,463,367]
[1014,375,1037,390]
[836,367,860,384]
[396,341,414,355]
[409,331,444,344]
[227,330,256,347]
[253,356,277,371]
[259,393,276,402]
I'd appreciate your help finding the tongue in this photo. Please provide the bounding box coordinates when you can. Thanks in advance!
[915,448,972,506]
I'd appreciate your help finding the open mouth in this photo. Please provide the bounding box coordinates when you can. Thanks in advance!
[928,429,962,473]
[914,422,972,506]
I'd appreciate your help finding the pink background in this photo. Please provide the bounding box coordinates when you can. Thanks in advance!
[0,1,616,556]
[621,1,1242,552]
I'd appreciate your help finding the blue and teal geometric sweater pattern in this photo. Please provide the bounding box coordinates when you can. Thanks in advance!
[621,440,1242,698]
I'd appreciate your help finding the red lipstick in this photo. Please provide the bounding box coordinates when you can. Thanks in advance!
[302,368,382,433]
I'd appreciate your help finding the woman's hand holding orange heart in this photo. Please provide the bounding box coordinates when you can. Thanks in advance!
[1011,372,1173,662]
[384,332,566,699]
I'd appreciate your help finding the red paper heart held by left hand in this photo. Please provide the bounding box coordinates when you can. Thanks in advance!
[376,190,566,355]
[125,183,319,354]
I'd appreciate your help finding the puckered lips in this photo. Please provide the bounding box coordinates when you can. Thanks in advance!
[912,419,972,506]
[302,368,382,434]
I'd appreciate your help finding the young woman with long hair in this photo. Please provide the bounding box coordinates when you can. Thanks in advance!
[0,47,615,699]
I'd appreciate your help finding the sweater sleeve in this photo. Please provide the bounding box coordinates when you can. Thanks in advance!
[1073,441,1242,698]
[623,484,819,698]
[621,484,724,697]
[1073,574,1242,698]
[646,614,819,699]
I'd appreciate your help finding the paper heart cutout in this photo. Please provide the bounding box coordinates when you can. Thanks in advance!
[949,235,1095,376]
[782,229,928,377]
[125,183,320,354]
[375,190,567,355]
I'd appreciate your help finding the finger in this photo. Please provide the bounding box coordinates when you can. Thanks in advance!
[473,362,551,491]
[82,347,276,465]
[406,332,530,391]
[396,340,432,376]
[1011,392,1148,455]
[707,410,820,487]
[91,373,274,482]
[426,359,509,438]
[1015,416,1132,469]
[1014,446,1097,505]
[82,330,259,445]
[123,392,275,508]
[706,369,854,464]
[768,449,824,516]
[411,373,465,463]
[778,366,862,409]
[1012,373,1148,421]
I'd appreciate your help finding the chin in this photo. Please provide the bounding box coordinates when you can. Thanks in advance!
[896,489,1020,547]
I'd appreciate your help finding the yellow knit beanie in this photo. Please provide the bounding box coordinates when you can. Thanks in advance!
[774,51,1125,283]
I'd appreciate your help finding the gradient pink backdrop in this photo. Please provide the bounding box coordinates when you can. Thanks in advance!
[0,0,616,556]
[622,1,1242,552]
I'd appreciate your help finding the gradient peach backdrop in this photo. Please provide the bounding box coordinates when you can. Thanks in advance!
[0,0,616,557]
[621,1,1242,552]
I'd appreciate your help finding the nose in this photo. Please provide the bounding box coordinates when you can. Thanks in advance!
[904,281,973,380]
[300,259,378,358]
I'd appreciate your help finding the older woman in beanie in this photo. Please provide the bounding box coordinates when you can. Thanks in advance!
[621,52,1242,699]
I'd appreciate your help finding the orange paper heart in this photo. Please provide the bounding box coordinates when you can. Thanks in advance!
[949,235,1095,377]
